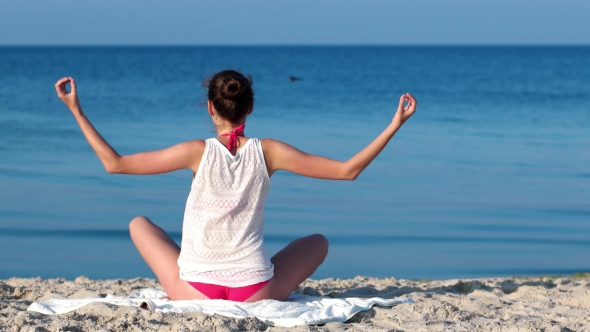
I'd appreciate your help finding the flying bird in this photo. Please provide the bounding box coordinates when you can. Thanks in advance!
[289,76,302,82]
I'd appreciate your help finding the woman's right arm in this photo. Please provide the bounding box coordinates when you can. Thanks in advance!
[55,77,204,175]
[262,94,417,180]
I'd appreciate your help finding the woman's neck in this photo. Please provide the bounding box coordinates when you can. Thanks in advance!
[215,122,246,136]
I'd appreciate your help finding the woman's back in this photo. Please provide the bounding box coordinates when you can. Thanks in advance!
[177,138,274,287]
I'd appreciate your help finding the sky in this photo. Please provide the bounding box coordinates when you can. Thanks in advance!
[1,0,589,45]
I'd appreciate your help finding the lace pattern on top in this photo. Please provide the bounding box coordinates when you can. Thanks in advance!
[178,138,274,287]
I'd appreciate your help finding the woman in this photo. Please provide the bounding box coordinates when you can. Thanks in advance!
[54,70,417,302]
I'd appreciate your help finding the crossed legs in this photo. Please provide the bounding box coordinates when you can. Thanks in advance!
[128,216,208,300]
[129,216,328,301]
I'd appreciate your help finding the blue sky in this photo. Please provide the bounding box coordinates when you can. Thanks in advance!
[1,0,589,45]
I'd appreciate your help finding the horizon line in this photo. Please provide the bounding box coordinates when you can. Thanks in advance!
[1,43,590,48]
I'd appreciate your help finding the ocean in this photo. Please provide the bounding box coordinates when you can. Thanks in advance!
[0,46,589,281]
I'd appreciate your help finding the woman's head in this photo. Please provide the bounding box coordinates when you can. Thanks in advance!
[204,70,254,125]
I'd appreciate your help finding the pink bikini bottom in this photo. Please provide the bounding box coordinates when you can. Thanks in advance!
[188,279,270,302]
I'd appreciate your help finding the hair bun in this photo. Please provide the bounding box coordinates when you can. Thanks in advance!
[204,70,254,124]
[220,79,244,101]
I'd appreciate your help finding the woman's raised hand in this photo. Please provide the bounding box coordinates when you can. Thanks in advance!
[392,93,417,128]
[55,77,80,110]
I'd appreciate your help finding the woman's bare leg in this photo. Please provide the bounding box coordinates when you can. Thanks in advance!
[128,216,208,300]
[246,234,329,302]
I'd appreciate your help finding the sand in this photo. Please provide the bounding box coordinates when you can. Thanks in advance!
[1,274,589,332]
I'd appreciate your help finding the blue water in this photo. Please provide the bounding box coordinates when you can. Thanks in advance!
[1,46,589,281]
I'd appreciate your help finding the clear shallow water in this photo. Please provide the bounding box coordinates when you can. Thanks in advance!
[0,46,589,280]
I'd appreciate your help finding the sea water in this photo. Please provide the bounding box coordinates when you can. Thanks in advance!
[0,46,589,280]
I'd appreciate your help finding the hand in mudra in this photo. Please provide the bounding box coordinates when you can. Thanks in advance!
[55,77,80,109]
[392,93,417,127]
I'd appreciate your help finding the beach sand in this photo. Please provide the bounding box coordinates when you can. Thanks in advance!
[1,274,589,331]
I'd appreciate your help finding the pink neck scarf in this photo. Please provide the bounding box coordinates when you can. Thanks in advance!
[218,124,245,150]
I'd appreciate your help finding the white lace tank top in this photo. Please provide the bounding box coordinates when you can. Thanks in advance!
[177,138,274,287]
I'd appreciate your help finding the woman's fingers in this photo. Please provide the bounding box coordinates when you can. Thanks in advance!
[55,79,67,96]
[55,78,66,91]
[398,95,407,110]
[406,93,417,106]
[55,78,68,88]
[56,77,70,86]
[394,93,417,123]
[55,77,76,97]
[403,93,416,113]
[69,78,77,94]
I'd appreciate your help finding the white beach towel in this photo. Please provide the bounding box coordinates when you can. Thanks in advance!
[27,288,413,327]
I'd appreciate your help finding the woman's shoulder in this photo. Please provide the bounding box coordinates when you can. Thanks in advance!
[175,139,207,157]
[186,139,207,148]
[259,139,298,161]
[259,138,292,151]
[259,138,275,152]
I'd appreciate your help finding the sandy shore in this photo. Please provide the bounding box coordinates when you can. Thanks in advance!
[1,274,589,331]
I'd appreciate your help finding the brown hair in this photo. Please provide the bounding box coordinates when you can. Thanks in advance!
[204,70,254,124]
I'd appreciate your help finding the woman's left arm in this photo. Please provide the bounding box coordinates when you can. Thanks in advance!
[55,77,204,175]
